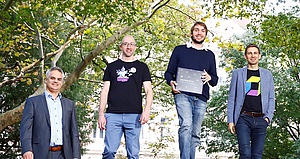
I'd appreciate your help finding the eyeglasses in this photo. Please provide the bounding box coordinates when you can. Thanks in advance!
[122,42,136,47]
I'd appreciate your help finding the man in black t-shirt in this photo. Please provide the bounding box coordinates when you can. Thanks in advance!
[98,35,153,159]
[227,44,275,159]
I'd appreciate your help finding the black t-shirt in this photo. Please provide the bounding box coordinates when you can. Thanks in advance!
[242,69,262,112]
[103,59,151,114]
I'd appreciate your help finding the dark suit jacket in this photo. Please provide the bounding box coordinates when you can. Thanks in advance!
[20,93,81,159]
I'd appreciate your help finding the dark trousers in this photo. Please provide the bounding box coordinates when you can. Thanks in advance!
[47,150,65,159]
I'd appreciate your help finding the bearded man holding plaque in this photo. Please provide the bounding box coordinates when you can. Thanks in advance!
[164,21,218,159]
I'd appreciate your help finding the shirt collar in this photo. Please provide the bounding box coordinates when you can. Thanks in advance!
[45,90,62,100]
[186,41,208,51]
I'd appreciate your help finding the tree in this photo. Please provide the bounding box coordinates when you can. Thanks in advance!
[257,6,300,158]
[0,0,272,157]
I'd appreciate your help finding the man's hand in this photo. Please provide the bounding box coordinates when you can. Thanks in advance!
[228,122,236,134]
[140,110,150,124]
[23,151,34,159]
[98,114,106,130]
[201,69,211,84]
[265,117,270,124]
[170,80,180,94]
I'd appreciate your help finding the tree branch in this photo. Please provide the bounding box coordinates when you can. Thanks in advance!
[42,35,60,49]
[65,18,97,41]
[152,78,165,90]
[0,38,70,88]
[0,16,99,88]
[166,5,196,21]
[1,0,14,11]
[287,125,299,141]
[32,11,46,85]
[148,0,171,19]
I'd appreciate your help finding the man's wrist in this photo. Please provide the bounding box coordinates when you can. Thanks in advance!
[143,107,150,113]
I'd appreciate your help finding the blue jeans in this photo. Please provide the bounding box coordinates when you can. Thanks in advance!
[102,113,141,159]
[236,114,268,159]
[174,93,207,159]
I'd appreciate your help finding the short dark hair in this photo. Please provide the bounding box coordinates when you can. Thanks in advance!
[245,44,260,55]
[46,66,65,80]
[190,21,208,35]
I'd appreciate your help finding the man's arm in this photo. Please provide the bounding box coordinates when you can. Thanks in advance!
[227,70,238,134]
[70,100,81,158]
[164,47,178,85]
[140,81,153,124]
[20,98,34,158]
[208,53,218,87]
[98,81,110,130]
[265,71,276,124]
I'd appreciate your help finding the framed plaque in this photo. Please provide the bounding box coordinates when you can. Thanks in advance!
[176,67,203,94]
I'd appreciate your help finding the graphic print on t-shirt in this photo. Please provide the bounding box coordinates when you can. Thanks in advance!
[245,76,261,96]
[116,66,137,82]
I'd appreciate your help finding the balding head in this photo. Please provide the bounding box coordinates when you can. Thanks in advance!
[121,35,135,44]
[120,35,137,61]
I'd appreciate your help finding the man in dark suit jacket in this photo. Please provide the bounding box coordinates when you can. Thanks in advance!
[20,66,81,159]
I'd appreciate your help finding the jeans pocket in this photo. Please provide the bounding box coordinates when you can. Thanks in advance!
[262,117,269,126]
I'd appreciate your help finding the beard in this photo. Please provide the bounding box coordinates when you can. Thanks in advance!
[191,36,204,44]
